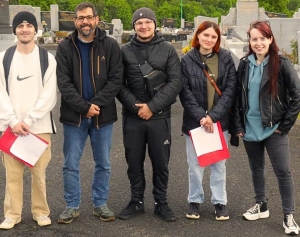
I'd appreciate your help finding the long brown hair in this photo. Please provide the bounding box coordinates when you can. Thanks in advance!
[247,20,279,97]
[191,21,221,53]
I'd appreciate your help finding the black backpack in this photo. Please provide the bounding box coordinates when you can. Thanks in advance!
[3,45,56,133]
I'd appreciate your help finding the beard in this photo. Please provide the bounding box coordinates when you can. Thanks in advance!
[18,34,33,44]
[77,23,96,38]
[19,39,31,44]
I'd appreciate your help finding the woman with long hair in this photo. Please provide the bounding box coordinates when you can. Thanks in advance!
[179,21,237,221]
[234,20,300,235]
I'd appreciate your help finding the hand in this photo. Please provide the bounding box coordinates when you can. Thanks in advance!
[12,121,30,136]
[135,103,153,120]
[275,129,282,135]
[238,133,244,137]
[200,115,214,133]
[86,104,100,118]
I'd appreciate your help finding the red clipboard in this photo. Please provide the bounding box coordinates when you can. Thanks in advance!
[0,127,49,167]
[189,122,230,167]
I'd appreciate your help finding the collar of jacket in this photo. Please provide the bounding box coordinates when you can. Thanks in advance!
[68,27,107,42]
[188,47,224,69]
[132,30,165,48]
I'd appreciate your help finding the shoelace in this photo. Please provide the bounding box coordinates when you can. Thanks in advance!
[286,214,296,227]
[247,203,260,214]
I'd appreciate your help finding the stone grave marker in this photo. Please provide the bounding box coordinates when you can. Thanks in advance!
[58,11,74,31]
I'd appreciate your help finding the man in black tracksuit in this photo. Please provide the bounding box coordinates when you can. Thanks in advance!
[117,7,182,222]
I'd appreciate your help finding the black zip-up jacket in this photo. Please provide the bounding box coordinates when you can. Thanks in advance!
[234,55,300,135]
[117,33,182,119]
[56,28,122,128]
[180,47,237,135]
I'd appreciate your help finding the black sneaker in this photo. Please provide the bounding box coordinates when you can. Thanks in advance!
[58,207,79,224]
[243,201,269,221]
[214,203,229,221]
[154,203,176,222]
[283,214,299,235]
[186,202,200,219]
[118,200,144,220]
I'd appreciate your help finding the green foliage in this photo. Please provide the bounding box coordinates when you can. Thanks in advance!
[258,0,290,16]
[104,0,132,30]
[19,0,56,11]
[11,0,300,30]
[156,1,180,27]
[56,0,82,12]
[182,1,206,22]
[281,39,298,65]
[9,0,19,4]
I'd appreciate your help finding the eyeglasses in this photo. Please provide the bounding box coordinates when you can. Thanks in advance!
[134,20,154,26]
[75,15,95,22]
[249,20,270,28]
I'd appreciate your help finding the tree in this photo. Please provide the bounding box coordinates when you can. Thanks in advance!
[183,1,206,22]
[104,0,132,30]
[19,0,56,11]
[258,0,290,15]
[129,0,157,13]
[156,1,180,27]
[9,0,19,4]
[56,0,82,12]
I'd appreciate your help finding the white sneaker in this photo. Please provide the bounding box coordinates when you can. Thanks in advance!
[243,202,269,221]
[0,218,21,229]
[283,214,299,235]
[33,216,51,226]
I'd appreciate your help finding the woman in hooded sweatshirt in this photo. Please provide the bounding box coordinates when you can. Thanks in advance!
[179,21,237,221]
[234,20,300,235]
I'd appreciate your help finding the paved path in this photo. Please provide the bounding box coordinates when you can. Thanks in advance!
[0,96,300,237]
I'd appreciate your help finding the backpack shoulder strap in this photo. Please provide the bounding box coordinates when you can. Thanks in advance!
[3,45,17,93]
[37,46,55,133]
[38,46,49,80]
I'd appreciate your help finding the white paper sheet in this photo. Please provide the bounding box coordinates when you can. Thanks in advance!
[189,123,223,156]
[10,133,48,166]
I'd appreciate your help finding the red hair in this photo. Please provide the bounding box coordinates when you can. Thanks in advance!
[191,21,221,53]
[247,20,280,97]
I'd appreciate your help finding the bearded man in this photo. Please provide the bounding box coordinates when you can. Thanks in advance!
[55,2,122,224]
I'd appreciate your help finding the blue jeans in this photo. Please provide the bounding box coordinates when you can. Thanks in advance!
[186,131,228,205]
[243,133,295,214]
[62,118,113,208]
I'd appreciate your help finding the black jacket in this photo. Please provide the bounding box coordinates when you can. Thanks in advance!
[117,32,182,119]
[234,55,300,135]
[56,28,122,128]
[180,48,237,135]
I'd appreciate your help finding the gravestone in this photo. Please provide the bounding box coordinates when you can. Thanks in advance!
[41,11,51,30]
[221,0,268,39]
[58,11,74,31]
[265,11,287,18]
[194,16,218,31]
[161,18,176,28]
[98,22,114,35]
[220,0,300,56]
[0,0,11,33]
[112,19,122,34]
[184,21,194,30]
[112,19,123,43]
[50,4,59,31]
